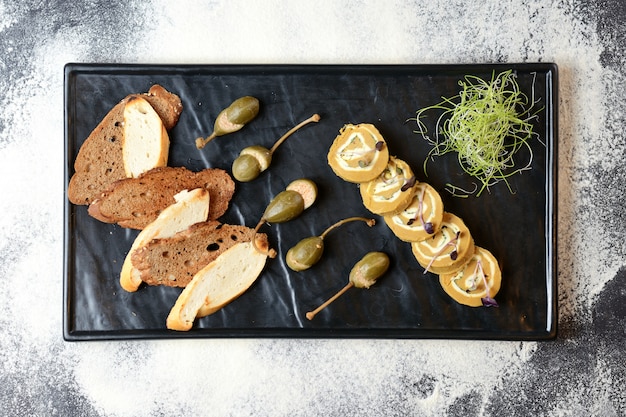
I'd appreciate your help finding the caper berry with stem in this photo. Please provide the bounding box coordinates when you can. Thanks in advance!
[305,251,390,320]
[231,113,321,182]
[196,96,260,149]
[252,179,318,256]
[286,216,376,272]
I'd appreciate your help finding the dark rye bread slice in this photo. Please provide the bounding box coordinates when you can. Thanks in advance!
[88,166,235,230]
[67,85,182,205]
[67,98,128,205]
[141,85,183,131]
[131,221,268,287]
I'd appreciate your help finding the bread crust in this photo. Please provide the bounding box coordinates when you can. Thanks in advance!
[88,166,235,229]
[67,85,182,205]
[131,221,268,288]
[119,188,210,292]
[142,84,183,130]
[67,99,128,205]
[166,241,269,331]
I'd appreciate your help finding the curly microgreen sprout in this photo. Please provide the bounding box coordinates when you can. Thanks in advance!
[378,166,416,192]
[407,186,434,234]
[474,259,499,307]
[411,70,542,197]
[423,230,460,274]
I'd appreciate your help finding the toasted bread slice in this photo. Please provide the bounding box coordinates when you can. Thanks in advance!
[68,98,128,205]
[166,239,270,331]
[68,85,182,205]
[131,221,267,288]
[141,85,183,131]
[88,166,235,229]
[120,188,210,292]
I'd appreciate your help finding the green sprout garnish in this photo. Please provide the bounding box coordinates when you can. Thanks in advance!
[411,70,542,197]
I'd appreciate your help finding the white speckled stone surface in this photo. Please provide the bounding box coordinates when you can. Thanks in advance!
[1,1,624,416]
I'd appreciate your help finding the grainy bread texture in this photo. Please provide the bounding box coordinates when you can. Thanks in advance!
[88,166,235,230]
[131,221,267,288]
[119,188,210,292]
[67,85,182,205]
[166,241,270,331]
[141,84,183,131]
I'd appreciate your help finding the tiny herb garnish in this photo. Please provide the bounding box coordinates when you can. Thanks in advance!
[411,70,542,197]
[407,186,435,233]
[400,175,417,192]
[338,138,384,167]
[475,259,499,307]
[423,231,460,274]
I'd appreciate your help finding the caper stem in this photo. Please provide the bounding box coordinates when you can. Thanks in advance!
[305,282,354,320]
[251,218,277,258]
[195,132,217,149]
[319,216,376,240]
[269,113,321,154]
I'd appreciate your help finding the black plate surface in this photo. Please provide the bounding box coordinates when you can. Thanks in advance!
[64,63,557,340]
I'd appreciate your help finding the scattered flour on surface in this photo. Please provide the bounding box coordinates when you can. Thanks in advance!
[0,0,622,416]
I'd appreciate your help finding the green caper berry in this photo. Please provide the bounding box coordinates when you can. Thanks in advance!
[286,236,325,271]
[225,96,260,125]
[263,190,305,223]
[349,252,390,289]
[232,154,261,182]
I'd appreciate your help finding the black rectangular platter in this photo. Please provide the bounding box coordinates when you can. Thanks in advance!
[64,63,558,340]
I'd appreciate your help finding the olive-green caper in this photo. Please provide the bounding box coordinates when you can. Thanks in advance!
[286,236,325,272]
[286,217,375,272]
[305,251,390,320]
[196,96,260,149]
[262,190,305,223]
[229,113,320,180]
[225,96,260,125]
[232,154,261,182]
[232,145,272,182]
[251,180,317,256]
[349,251,390,289]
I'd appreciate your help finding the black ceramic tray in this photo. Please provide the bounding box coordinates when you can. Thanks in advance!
[63,63,558,341]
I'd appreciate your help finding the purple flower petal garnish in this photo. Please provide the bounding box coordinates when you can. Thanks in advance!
[401,175,417,192]
[481,296,499,307]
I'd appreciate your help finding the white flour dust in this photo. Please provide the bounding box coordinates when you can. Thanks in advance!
[0,0,622,416]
